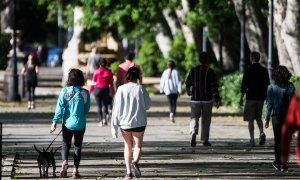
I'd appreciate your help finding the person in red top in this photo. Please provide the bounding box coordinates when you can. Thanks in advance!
[90,58,115,127]
[116,52,142,88]
[281,85,300,172]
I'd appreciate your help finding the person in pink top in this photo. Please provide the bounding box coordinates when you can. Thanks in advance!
[90,58,115,127]
[116,52,142,88]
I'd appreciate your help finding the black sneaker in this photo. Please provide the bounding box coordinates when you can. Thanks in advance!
[281,164,288,172]
[203,141,212,146]
[259,133,266,145]
[272,161,280,170]
[190,134,196,147]
[246,139,255,147]
[131,162,141,178]
[124,172,133,179]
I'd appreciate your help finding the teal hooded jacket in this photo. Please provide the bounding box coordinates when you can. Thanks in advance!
[53,86,90,130]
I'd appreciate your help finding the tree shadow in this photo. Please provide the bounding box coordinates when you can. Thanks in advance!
[3,138,300,179]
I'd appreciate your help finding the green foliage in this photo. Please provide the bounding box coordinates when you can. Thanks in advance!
[219,72,243,110]
[168,32,186,78]
[109,60,119,75]
[218,73,300,110]
[0,33,11,70]
[291,75,300,88]
[138,36,165,77]
[187,0,237,37]
[186,10,203,28]
[168,33,199,79]
[38,0,79,28]
[183,44,198,72]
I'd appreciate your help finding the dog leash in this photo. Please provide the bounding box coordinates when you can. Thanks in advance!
[46,129,62,152]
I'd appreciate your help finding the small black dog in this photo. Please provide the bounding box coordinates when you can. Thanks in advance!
[34,145,61,178]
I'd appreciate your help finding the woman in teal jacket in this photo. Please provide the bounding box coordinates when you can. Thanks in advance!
[50,69,90,178]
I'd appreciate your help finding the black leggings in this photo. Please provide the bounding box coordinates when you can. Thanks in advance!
[61,125,85,169]
[94,88,110,122]
[167,94,178,115]
[26,82,36,101]
[272,115,284,164]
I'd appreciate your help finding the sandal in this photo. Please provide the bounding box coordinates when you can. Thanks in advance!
[59,163,68,178]
[72,172,81,179]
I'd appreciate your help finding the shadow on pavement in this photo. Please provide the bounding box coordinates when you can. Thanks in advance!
[3,139,299,179]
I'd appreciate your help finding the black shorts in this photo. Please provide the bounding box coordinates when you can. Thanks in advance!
[121,126,146,132]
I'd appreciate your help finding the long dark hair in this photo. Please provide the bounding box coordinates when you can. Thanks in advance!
[272,65,292,88]
[126,66,140,82]
[66,68,85,86]
[167,60,175,79]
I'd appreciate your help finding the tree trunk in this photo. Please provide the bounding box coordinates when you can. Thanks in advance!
[233,0,268,66]
[154,29,172,59]
[162,9,181,37]
[0,0,13,32]
[281,0,300,76]
[209,33,236,71]
[175,0,195,45]
[273,0,294,73]
[174,0,202,54]
[153,11,175,59]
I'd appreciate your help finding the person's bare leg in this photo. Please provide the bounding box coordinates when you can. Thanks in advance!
[248,121,254,140]
[132,131,145,163]
[121,130,133,174]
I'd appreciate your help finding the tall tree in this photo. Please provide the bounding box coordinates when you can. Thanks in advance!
[273,0,293,72]
[233,0,269,66]
[279,0,300,76]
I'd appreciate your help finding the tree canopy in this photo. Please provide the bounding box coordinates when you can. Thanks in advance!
[2,0,299,76]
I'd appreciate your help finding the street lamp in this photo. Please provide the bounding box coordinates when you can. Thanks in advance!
[267,0,274,79]
[7,0,20,101]
[239,0,245,73]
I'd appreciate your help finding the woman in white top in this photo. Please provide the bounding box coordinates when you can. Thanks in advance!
[111,67,151,179]
[160,60,182,123]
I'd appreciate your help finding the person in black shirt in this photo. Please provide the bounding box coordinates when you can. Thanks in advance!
[185,52,220,147]
[240,51,270,147]
[21,53,39,110]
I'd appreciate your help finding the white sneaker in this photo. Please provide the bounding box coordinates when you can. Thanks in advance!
[103,119,107,125]
[170,113,175,123]
[98,122,103,127]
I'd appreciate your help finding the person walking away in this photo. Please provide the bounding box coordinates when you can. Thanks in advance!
[86,48,101,83]
[185,52,220,147]
[90,58,115,127]
[281,85,300,172]
[50,69,90,178]
[37,44,48,66]
[240,51,270,147]
[111,67,151,179]
[21,53,39,110]
[264,65,295,171]
[160,60,182,123]
[116,52,142,88]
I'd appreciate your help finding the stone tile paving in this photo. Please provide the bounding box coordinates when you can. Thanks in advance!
[1,110,299,179]
[0,74,299,179]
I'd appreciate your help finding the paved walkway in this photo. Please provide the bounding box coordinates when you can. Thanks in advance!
[0,67,299,179]
[1,94,300,180]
